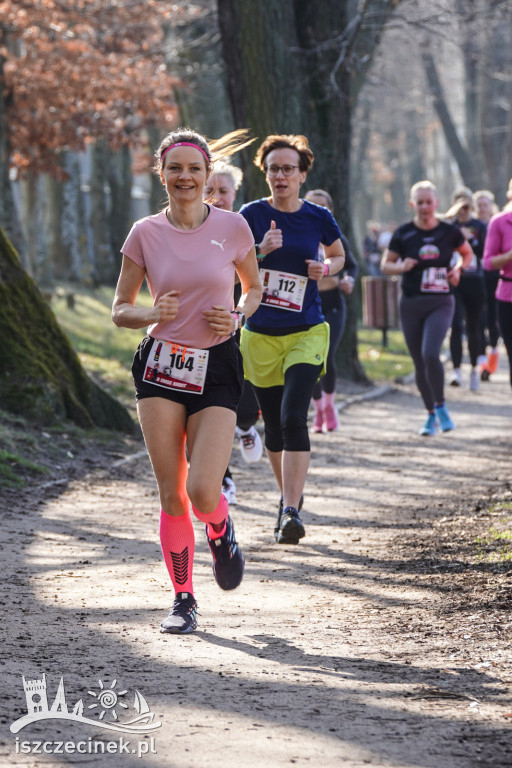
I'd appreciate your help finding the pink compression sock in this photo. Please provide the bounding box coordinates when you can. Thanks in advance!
[192,493,228,540]
[159,510,195,595]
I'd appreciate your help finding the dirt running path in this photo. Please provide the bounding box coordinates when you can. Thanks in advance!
[2,368,512,768]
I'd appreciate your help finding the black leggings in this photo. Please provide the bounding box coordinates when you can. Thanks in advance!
[450,278,485,368]
[254,363,323,452]
[313,288,346,398]
[497,300,512,387]
[400,294,455,412]
[480,270,501,352]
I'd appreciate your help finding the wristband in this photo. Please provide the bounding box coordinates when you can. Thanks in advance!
[323,263,329,276]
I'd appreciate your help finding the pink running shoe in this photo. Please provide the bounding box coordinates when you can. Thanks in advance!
[323,393,339,431]
[311,396,324,433]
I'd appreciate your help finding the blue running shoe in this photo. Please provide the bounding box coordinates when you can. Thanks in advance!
[160,592,198,634]
[206,515,244,590]
[435,403,455,432]
[419,412,438,436]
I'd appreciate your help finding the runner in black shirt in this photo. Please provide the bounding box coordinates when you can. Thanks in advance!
[381,180,473,436]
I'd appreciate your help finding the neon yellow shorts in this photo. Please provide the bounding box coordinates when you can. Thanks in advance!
[240,322,330,388]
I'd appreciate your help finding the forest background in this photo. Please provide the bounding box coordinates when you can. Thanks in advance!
[1,0,511,405]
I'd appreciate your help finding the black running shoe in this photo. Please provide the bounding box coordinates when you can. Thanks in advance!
[160,592,198,634]
[206,515,244,590]
[276,506,305,545]
[274,496,304,542]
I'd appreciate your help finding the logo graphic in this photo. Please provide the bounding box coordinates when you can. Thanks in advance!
[211,239,226,251]
[10,674,162,735]
[418,244,440,260]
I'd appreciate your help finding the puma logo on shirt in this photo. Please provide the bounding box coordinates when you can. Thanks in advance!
[211,239,226,251]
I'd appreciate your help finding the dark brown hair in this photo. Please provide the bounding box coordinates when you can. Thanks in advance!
[254,134,314,173]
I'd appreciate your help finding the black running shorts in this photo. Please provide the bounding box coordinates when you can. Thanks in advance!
[132,335,244,416]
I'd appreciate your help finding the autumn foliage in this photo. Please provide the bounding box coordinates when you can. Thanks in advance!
[1,0,197,177]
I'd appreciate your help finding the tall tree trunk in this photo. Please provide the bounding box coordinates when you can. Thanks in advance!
[421,37,481,191]
[89,140,116,284]
[351,97,374,248]
[44,172,66,281]
[479,11,512,205]
[0,46,25,259]
[61,151,88,283]
[44,151,90,285]
[404,107,427,190]
[107,145,133,281]
[217,0,302,200]
[147,122,166,215]
[458,0,486,186]
[20,175,46,280]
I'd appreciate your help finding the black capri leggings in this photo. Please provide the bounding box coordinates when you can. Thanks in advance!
[254,362,323,452]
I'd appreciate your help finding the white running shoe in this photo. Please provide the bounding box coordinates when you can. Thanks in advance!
[469,368,479,391]
[238,425,263,463]
[221,476,237,505]
[450,368,462,387]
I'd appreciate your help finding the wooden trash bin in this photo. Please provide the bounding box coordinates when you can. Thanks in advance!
[361,276,400,346]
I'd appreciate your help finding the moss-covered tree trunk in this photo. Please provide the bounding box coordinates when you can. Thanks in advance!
[0,227,133,433]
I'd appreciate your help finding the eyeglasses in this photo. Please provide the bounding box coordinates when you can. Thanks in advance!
[265,164,299,177]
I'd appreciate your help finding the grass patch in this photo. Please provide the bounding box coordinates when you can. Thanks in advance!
[358,327,414,382]
[0,449,49,488]
[475,513,512,563]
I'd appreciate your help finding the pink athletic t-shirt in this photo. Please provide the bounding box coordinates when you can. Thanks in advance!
[483,209,512,303]
[121,206,254,348]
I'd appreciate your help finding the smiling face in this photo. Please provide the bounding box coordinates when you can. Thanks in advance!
[264,147,306,206]
[160,146,210,205]
[204,173,237,211]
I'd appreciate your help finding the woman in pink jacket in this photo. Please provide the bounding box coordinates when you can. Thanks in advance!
[483,182,512,388]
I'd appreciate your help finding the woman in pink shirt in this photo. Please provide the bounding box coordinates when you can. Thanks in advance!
[483,181,512,388]
[112,129,262,634]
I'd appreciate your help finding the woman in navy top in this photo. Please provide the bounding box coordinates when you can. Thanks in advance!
[239,134,345,544]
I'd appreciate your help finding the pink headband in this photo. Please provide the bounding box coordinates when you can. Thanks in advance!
[160,142,210,163]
